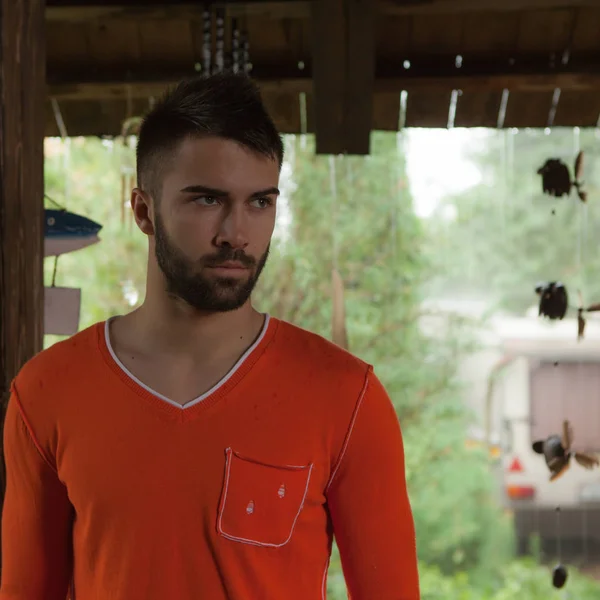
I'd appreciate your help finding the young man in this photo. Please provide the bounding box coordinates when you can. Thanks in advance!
[1,74,420,599]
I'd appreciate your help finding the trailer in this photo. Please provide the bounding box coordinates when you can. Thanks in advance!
[494,316,600,556]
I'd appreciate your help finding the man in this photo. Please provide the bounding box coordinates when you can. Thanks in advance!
[1,74,420,599]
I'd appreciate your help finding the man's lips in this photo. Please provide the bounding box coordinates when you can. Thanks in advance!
[208,261,249,269]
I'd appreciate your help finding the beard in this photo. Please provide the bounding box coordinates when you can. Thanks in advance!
[153,212,269,312]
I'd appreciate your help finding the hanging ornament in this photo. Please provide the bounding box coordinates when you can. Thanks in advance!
[551,507,568,589]
[199,6,250,76]
[537,150,587,202]
[532,420,599,482]
[575,289,600,340]
[202,6,212,75]
[213,7,225,74]
[231,18,241,73]
[552,563,568,589]
[240,31,251,73]
[535,281,568,320]
[534,284,600,339]
[575,150,587,202]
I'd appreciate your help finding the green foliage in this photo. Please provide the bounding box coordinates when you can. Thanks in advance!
[419,559,600,600]
[44,137,146,347]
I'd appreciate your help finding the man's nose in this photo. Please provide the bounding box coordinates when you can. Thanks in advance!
[214,205,249,249]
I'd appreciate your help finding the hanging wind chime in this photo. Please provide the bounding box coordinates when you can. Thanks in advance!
[531,136,598,590]
[535,281,569,320]
[534,281,600,340]
[201,6,252,76]
[534,136,598,341]
[537,150,587,202]
[531,421,599,588]
[575,290,600,340]
[532,420,599,481]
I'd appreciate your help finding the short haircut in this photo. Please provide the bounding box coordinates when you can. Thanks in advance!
[136,73,284,201]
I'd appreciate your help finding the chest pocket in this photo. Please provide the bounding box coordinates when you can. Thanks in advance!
[217,447,313,548]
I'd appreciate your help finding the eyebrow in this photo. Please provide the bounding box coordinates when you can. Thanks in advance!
[179,185,280,198]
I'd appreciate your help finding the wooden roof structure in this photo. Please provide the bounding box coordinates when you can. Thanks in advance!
[47,0,600,154]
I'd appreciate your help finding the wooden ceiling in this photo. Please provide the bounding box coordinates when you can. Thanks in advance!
[46,0,600,154]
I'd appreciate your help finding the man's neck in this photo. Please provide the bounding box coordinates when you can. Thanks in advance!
[118,299,265,363]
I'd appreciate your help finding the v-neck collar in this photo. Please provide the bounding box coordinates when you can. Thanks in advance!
[97,314,277,421]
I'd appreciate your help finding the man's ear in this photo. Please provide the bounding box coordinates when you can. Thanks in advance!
[131,188,155,236]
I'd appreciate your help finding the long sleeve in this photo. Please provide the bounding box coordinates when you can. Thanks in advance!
[1,388,74,600]
[326,368,420,600]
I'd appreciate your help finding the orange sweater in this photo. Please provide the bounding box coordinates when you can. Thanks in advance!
[1,316,419,600]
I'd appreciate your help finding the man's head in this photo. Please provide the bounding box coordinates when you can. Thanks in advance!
[132,73,284,313]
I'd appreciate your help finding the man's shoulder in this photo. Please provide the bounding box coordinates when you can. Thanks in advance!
[273,318,370,378]
[13,321,103,395]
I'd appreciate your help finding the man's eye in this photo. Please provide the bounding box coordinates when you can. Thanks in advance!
[252,197,273,208]
[195,196,218,206]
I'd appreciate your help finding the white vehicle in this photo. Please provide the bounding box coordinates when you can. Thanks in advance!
[421,299,600,555]
[494,316,600,555]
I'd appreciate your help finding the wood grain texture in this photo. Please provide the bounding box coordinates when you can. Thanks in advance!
[42,2,600,134]
[0,0,46,528]
[311,0,346,154]
[345,0,375,154]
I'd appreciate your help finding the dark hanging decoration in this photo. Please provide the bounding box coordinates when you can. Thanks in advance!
[552,562,568,589]
[199,7,251,76]
[537,150,587,202]
[241,31,251,73]
[532,420,599,482]
[537,159,571,197]
[575,290,600,340]
[535,282,568,320]
[551,508,568,589]
[202,6,212,75]
[231,18,241,73]
[534,284,600,340]
[213,7,225,74]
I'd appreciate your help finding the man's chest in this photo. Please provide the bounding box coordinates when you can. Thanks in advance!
[57,391,332,547]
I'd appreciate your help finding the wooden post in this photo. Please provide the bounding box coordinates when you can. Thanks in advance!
[311,0,375,155]
[0,0,46,532]
[311,0,346,155]
[344,0,375,155]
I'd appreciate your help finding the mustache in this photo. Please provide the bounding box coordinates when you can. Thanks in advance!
[203,249,256,268]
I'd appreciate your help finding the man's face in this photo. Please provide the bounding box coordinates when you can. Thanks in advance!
[150,136,279,312]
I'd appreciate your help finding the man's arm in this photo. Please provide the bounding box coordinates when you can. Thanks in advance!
[1,387,74,600]
[326,368,420,599]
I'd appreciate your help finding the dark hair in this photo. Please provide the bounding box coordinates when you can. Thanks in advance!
[136,73,284,201]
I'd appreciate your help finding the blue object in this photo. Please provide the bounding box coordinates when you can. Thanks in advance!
[44,209,103,257]
[45,209,102,239]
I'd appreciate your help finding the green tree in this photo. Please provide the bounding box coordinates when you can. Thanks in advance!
[44,136,146,348]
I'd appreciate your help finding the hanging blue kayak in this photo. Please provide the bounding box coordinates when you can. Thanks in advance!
[44,208,103,257]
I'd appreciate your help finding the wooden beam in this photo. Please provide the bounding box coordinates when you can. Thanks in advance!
[45,0,599,23]
[375,72,600,92]
[345,0,375,154]
[311,0,346,154]
[379,0,600,15]
[46,0,311,22]
[47,79,312,102]
[46,56,600,101]
[46,63,310,89]
[0,0,46,522]
[310,0,375,155]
